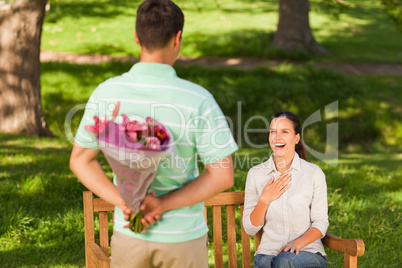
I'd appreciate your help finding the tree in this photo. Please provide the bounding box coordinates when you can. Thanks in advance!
[272,0,327,54]
[272,0,402,54]
[0,0,53,136]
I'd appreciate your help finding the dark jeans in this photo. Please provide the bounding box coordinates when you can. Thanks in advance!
[254,251,327,268]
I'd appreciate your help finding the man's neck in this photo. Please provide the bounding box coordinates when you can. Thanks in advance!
[139,48,177,66]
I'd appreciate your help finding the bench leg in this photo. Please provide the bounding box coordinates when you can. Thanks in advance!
[344,253,358,268]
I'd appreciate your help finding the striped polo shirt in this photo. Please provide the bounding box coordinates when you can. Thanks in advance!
[74,62,238,242]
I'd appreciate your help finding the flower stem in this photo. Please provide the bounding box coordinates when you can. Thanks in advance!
[128,213,143,234]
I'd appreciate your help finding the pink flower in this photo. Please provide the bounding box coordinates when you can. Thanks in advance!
[146,136,162,150]
[121,114,130,125]
[126,121,147,132]
[145,117,168,144]
[85,111,169,150]
[85,125,99,133]
[85,116,108,134]
[120,114,150,143]
[127,131,138,142]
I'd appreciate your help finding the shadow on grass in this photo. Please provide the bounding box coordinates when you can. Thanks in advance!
[39,61,402,152]
[314,3,402,62]
[325,195,401,267]
[325,183,401,267]
[41,61,132,137]
[183,29,311,60]
[0,142,83,202]
[43,0,279,35]
[0,199,86,267]
[44,0,402,61]
[1,133,399,267]
[0,242,85,267]
[45,0,278,23]
[81,43,135,56]
[325,154,402,197]
[45,0,141,23]
[182,1,402,61]
[0,134,88,267]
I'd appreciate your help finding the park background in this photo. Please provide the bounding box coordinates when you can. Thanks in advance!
[0,0,401,267]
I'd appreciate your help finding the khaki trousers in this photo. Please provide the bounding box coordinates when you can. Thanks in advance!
[110,231,209,268]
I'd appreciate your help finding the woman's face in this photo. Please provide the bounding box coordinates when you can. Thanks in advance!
[269,117,300,159]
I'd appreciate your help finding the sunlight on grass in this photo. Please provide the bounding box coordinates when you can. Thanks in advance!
[38,61,402,151]
[1,58,401,266]
[1,135,401,266]
[21,176,45,196]
[41,0,402,62]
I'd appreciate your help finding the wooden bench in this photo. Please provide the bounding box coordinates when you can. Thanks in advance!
[83,191,365,268]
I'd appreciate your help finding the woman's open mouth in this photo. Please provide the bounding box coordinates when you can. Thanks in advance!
[275,143,286,150]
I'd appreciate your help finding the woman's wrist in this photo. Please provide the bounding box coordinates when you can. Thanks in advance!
[258,195,272,206]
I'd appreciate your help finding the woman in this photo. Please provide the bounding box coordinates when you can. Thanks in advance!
[242,111,329,268]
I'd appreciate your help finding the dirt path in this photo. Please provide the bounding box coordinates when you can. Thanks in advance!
[40,51,402,75]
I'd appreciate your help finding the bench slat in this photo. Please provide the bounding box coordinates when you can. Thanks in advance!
[93,198,114,212]
[227,204,237,268]
[99,211,109,257]
[240,204,251,268]
[213,205,223,268]
[205,191,244,206]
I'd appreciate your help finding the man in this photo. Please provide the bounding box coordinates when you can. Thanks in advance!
[69,0,238,267]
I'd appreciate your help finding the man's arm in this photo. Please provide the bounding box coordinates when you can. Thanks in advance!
[140,155,234,227]
[69,143,131,218]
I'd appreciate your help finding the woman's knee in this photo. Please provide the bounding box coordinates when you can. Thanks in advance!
[254,254,274,268]
[273,252,296,267]
[273,251,327,268]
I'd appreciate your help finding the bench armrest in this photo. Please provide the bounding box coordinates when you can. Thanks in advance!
[322,232,365,257]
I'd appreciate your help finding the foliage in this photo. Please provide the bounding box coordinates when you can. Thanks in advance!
[311,0,354,19]
[381,0,402,32]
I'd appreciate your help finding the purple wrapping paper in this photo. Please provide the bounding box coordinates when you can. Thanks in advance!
[96,120,172,215]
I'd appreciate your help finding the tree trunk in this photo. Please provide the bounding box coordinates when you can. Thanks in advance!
[0,0,53,136]
[272,0,326,55]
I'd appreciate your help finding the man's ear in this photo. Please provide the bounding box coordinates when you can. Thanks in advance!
[173,30,182,48]
[134,31,141,46]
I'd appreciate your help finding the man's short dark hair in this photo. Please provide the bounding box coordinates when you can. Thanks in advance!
[136,0,184,51]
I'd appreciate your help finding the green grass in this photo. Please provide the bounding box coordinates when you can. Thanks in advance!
[1,138,401,267]
[1,62,401,266]
[41,61,402,152]
[41,0,402,63]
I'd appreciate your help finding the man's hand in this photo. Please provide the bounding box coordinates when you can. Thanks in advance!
[118,200,132,222]
[140,192,163,229]
[134,155,234,231]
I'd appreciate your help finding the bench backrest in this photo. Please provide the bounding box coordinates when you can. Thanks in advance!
[203,191,258,267]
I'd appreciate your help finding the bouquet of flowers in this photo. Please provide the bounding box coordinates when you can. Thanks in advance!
[85,103,172,233]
